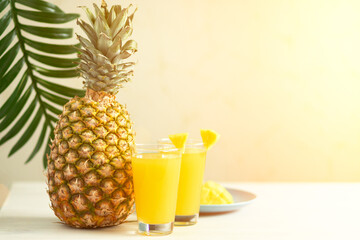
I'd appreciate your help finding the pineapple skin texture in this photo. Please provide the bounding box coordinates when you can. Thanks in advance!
[47,95,135,228]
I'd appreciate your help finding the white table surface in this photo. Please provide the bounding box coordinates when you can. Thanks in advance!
[0,182,360,240]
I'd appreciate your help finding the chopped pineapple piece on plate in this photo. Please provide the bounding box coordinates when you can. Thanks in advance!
[200,181,256,213]
[201,181,234,205]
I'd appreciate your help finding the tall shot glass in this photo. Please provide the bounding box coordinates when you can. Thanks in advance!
[132,144,182,235]
[159,139,207,226]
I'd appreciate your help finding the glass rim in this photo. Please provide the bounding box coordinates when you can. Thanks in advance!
[135,143,179,153]
[158,138,205,148]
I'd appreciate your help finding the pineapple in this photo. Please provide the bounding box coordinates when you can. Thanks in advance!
[200,129,220,150]
[46,0,137,228]
[169,133,189,151]
[200,181,234,205]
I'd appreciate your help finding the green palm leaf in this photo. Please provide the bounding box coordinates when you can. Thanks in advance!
[0,11,11,35]
[23,37,80,55]
[0,70,27,118]
[15,0,63,13]
[16,9,78,24]
[0,0,85,167]
[0,84,32,132]
[0,57,24,94]
[0,30,16,56]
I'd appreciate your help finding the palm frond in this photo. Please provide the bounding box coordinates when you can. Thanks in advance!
[0,0,85,168]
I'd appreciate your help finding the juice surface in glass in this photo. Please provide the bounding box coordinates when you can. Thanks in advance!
[132,150,181,225]
[176,147,206,216]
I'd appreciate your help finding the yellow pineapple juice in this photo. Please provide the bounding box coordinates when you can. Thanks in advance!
[132,144,181,235]
[175,148,206,216]
[158,139,207,225]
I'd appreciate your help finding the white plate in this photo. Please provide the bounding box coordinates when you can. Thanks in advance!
[200,188,256,213]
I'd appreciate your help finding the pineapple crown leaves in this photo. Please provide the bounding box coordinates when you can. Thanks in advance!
[77,0,138,95]
[0,0,84,167]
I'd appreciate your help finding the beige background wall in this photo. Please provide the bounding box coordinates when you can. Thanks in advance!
[1,0,360,187]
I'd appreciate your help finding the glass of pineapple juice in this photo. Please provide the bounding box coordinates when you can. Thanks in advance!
[132,144,182,236]
[159,139,207,226]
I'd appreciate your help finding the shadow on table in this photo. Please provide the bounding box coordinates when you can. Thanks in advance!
[0,216,139,237]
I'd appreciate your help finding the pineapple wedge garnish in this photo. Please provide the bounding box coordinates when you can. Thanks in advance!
[200,129,220,150]
[169,133,189,151]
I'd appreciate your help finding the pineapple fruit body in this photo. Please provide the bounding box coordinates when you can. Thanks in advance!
[46,1,138,228]
[47,90,135,228]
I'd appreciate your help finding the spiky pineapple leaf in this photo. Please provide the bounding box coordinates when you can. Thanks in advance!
[0,0,85,167]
